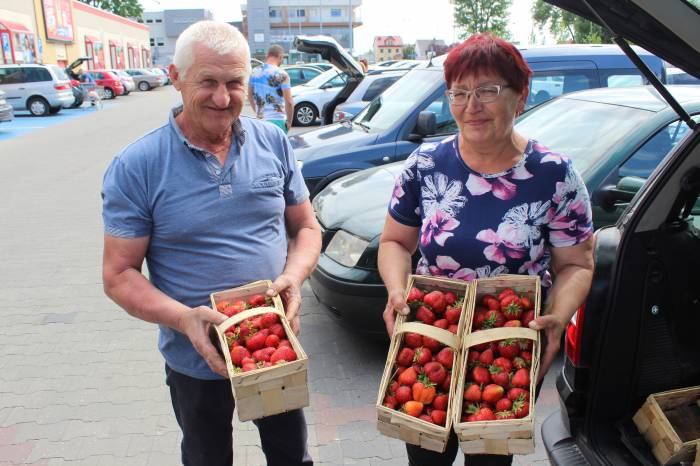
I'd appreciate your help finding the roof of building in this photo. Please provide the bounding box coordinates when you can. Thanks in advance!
[374,36,403,47]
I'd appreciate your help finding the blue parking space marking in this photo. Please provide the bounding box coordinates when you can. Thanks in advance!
[0,100,119,142]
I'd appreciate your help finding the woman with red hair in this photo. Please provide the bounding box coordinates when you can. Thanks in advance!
[378,33,595,465]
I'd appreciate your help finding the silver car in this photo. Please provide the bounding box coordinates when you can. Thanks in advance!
[0,89,14,123]
[0,64,74,116]
[125,69,165,91]
[108,69,136,95]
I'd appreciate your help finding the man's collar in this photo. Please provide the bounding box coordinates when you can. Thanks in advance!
[169,105,246,153]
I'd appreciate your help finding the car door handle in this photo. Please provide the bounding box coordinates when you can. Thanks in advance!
[382,156,390,162]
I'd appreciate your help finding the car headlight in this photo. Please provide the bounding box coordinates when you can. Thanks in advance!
[325,230,369,267]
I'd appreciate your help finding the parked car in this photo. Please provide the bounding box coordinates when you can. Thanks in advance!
[83,70,124,99]
[0,64,74,116]
[0,89,14,123]
[150,67,171,85]
[290,68,349,126]
[666,66,700,85]
[386,59,426,70]
[283,65,324,86]
[107,69,136,95]
[305,63,334,72]
[125,69,165,91]
[332,69,407,122]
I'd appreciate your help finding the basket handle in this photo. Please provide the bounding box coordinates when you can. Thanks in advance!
[395,321,458,349]
[215,306,285,333]
[462,326,538,348]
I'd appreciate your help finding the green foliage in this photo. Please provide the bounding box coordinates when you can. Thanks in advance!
[78,0,144,18]
[403,44,416,60]
[531,0,611,44]
[452,0,512,40]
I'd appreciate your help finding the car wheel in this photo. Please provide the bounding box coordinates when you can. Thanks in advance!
[138,81,150,91]
[27,97,50,116]
[293,103,317,126]
[103,87,114,99]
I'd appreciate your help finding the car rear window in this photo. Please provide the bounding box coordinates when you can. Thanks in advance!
[48,65,69,81]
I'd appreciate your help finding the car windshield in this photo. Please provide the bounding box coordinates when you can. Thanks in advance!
[303,68,343,87]
[353,68,442,132]
[48,65,69,81]
[515,97,656,174]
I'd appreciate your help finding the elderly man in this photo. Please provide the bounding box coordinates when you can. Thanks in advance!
[101,21,320,466]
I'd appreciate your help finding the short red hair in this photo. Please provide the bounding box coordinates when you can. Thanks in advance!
[444,33,532,98]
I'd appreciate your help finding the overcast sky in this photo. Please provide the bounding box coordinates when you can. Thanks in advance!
[139,0,544,52]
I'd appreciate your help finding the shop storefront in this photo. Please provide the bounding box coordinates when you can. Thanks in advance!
[0,20,38,64]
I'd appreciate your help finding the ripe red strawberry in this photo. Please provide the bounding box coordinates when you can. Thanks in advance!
[520,351,533,365]
[511,368,530,388]
[440,372,451,392]
[404,401,423,417]
[242,362,258,372]
[480,294,496,306]
[412,380,436,404]
[482,310,506,329]
[498,288,516,300]
[482,384,505,404]
[383,395,397,409]
[404,333,423,349]
[512,356,528,370]
[423,290,447,313]
[216,300,230,312]
[261,312,280,328]
[520,296,533,310]
[521,310,535,327]
[500,295,523,320]
[448,324,458,334]
[498,339,520,359]
[278,339,292,348]
[423,361,447,385]
[482,295,501,310]
[247,294,267,307]
[507,388,529,402]
[265,334,280,348]
[431,409,447,426]
[230,346,250,367]
[270,346,297,364]
[413,347,432,365]
[473,309,487,330]
[433,394,448,410]
[269,323,285,338]
[493,357,513,374]
[241,356,255,365]
[489,365,510,387]
[512,399,530,418]
[478,348,494,366]
[496,410,516,420]
[445,291,457,305]
[471,366,490,385]
[445,306,461,324]
[436,347,454,369]
[416,306,436,324]
[419,414,433,423]
[475,407,496,421]
[422,336,442,353]
[433,319,449,330]
[395,385,411,404]
[519,339,534,351]
[396,347,415,366]
[495,397,513,412]
[246,332,267,352]
[504,320,522,327]
[252,347,275,362]
[251,317,264,329]
[468,350,480,365]
[464,383,482,402]
[407,287,424,303]
[388,380,399,394]
[398,367,418,386]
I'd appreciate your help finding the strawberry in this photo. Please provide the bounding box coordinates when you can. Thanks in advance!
[230,346,250,367]
[278,339,292,348]
[436,347,454,369]
[422,336,442,353]
[242,362,258,372]
[404,401,424,417]
[504,319,522,327]
[419,414,433,423]
[481,310,506,329]
[404,333,422,349]
[445,291,457,305]
[489,365,510,388]
[247,294,267,307]
[398,367,418,386]
[423,361,446,385]
[395,385,411,404]
[270,346,297,364]
[433,394,448,410]
[482,384,505,404]
[520,351,533,365]
[507,388,529,402]
[413,347,431,365]
[481,295,500,310]
[265,334,280,348]
[521,310,535,327]
[498,339,520,359]
[474,407,496,421]
[433,319,449,330]
[423,290,447,314]
[495,397,513,412]
[493,357,513,374]
[416,305,436,324]
[520,296,533,310]
[407,287,424,303]
[448,324,458,334]
[473,309,487,330]
[440,372,451,392]
[251,317,263,329]
[500,295,522,320]
[396,347,415,366]
[261,312,280,328]
[412,379,436,404]
[246,332,267,352]
[269,323,285,338]
[241,356,255,365]
[445,306,461,324]
[464,383,482,402]
[511,368,530,388]
[496,410,516,420]
[468,350,481,365]
[498,288,516,300]
[252,347,275,362]
[512,356,528,370]
[471,366,490,385]
[512,398,530,418]
[478,348,494,366]
[388,380,399,394]
[431,409,447,426]
[519,339,534,351]
[383,395,397,409]
[215,300,230,312]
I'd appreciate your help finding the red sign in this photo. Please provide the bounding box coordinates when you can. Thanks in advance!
[42,0,74,42]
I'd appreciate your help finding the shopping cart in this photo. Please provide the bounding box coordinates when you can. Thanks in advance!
[79,82,104,110]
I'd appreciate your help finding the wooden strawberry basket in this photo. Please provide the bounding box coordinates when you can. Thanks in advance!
[453,275,542,455]
[632,385,700,465]
[211,280,309,422]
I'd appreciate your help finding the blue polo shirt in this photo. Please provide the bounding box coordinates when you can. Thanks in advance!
[101,107,309,380]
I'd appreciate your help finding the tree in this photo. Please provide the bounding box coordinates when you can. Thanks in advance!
[402,44,416,59]
[531,0,611,44]
[452,0,512,40]
[78,0,143,18]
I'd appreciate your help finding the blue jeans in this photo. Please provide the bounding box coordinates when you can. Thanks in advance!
[165,364,313,466]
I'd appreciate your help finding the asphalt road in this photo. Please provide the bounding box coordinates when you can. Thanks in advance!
[0,85,560,465]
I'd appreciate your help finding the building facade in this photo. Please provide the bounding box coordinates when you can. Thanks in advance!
[0,0,149,69]
[241,0,362,59]
[139,9,213,67]
[373,35,403,63]
[415,39,446,59]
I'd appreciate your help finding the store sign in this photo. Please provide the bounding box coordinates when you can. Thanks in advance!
[42,0,75,42]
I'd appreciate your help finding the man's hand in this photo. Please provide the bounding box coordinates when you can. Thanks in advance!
[267,274,303,334]
[529,314,568,384]
[383,288,410,336]
[177,306,228,377]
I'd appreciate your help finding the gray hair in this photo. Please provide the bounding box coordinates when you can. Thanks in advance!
[173,21,251,79]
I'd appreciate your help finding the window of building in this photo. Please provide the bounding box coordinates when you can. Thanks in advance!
[296,9,305,17]
[155,19,162,23]
[150,38,155,46]
[331,8,342,17]
[137,19,143,23]
[146,19,153,23]
[269,8,277,17]
[157,39,164,46]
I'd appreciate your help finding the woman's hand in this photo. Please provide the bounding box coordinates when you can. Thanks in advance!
[383,288,410,336]
[529,314,568,384]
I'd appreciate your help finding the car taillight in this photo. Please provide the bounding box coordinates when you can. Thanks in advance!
[54,83,71,91]
[333,111,346,122]
[565,304,585,366]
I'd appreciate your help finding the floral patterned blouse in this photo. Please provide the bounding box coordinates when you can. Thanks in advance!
[388,135,593,286]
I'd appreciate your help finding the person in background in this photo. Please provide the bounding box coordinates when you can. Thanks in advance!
[248,44,294,133]
[359,57,369,73]
[378,32,595,466]
[101,21,320,466]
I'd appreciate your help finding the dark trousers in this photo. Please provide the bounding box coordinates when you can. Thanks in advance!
[165,364,313,466]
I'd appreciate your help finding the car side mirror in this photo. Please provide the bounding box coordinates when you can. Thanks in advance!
[320,83,333,90]
[409,111,437,141]
[596,176,646,211]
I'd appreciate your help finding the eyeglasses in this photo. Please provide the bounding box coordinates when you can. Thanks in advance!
[445,84,510,105]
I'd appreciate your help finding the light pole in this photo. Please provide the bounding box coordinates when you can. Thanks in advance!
[348,0,352,52]
[319,0,323,34]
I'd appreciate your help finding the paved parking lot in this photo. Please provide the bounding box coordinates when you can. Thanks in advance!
[0,86,558,465]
